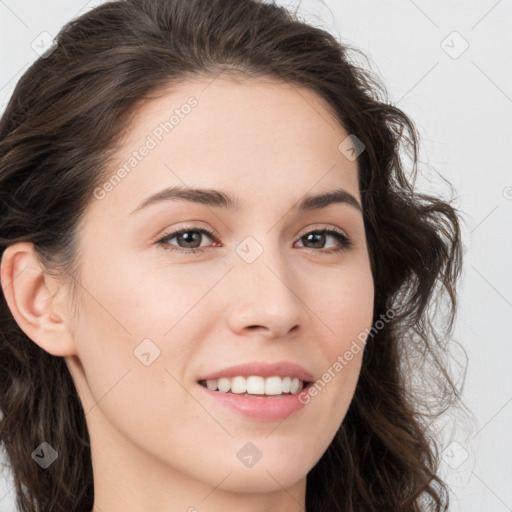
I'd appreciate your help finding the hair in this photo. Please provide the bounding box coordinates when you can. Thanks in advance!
[0,0,465,511]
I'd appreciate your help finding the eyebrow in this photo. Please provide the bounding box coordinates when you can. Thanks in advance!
[130,185,362,214]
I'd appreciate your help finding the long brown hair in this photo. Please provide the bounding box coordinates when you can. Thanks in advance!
[0,1,464,510]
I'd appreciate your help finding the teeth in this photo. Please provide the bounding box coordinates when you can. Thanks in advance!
[217,377,231,393]
[289,377,301,394]
[206,379,218,391]
[247,375,265,394]
[264,376,282,395]
[231,376,246,394]
[202,376,304,395]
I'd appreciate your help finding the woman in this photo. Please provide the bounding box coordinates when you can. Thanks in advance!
[0,0,464,511]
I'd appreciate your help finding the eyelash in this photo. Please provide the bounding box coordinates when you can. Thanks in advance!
[155,225,353,256]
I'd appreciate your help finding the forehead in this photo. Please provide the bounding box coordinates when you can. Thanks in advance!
[89,76,360,218]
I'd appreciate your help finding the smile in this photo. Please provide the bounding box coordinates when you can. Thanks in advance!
[198,375,307,396]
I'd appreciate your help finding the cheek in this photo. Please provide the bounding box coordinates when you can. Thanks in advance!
[68,253,212,422]
[299,263,374,427]
[315,261,375,353]
[74,252,197,351]
[70,285,193,445]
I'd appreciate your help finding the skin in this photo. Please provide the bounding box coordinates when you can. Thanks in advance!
[1,75,374,512]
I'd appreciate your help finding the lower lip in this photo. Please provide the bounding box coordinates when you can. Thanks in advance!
[197,382,312,421]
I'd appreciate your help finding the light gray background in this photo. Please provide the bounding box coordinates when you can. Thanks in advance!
[1,1,511,511]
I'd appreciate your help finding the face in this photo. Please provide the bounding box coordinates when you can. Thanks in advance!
[64,76,374,503]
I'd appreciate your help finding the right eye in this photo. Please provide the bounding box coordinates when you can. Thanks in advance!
[156,226,219,254]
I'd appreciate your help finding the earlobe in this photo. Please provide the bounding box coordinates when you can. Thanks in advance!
[0,242,76,357]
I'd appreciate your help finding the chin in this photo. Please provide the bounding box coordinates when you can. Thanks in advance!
[215,465,307,493]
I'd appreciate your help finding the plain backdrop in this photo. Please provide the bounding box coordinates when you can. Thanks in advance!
[1,1,511,511]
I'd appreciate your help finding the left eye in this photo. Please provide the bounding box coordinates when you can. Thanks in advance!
[295,229,352,252]
[156,226,352,254]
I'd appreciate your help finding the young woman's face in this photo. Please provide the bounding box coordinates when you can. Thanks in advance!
[65,76,374,507]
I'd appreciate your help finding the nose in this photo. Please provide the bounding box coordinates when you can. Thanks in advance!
[225,241,309,339]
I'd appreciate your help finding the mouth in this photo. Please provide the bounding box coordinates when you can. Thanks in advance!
[198,376,311,397]
[196,374,314,421]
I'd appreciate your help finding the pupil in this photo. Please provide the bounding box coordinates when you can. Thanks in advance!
[306,232,325,248]
[179,231,201,248]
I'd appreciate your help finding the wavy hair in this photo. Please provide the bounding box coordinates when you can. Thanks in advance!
[0,0,464,510]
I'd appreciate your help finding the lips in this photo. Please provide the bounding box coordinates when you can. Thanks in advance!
[197,377,314,421]
[196,361,315,383]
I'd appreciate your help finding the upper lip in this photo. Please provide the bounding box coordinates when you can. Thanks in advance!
[198,361,315,383]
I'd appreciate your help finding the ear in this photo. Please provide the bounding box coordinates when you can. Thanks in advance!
[0,242,77,357]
